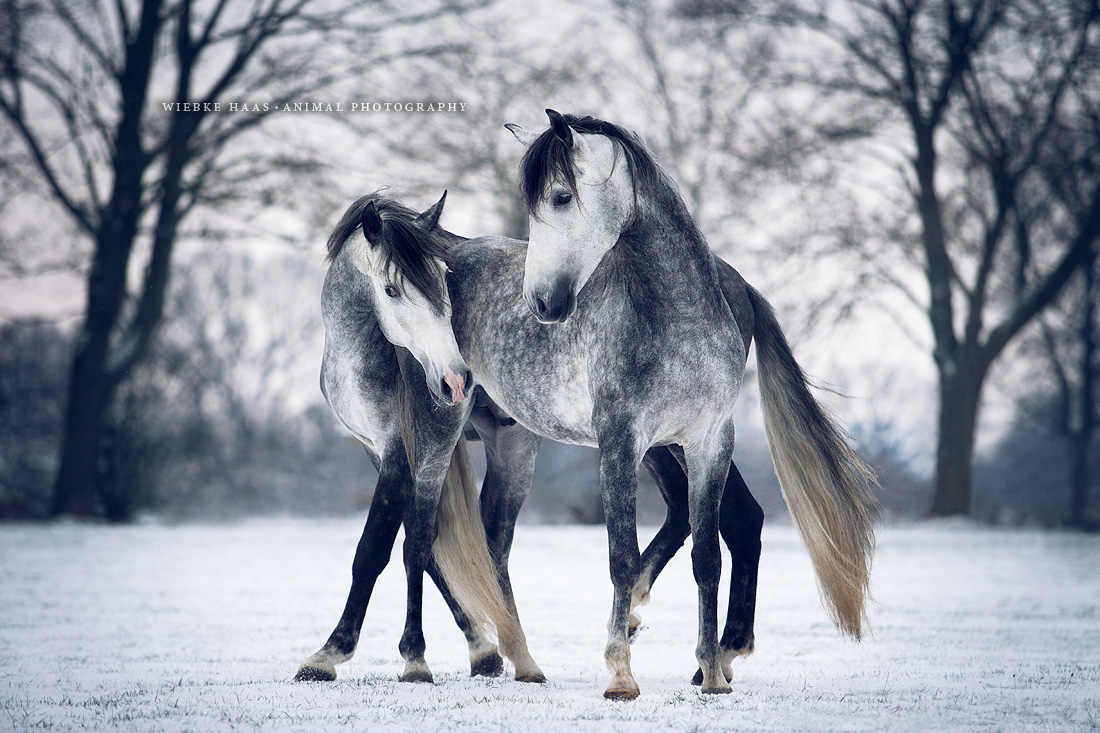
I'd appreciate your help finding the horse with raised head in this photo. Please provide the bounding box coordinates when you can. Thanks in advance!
[337,124,877,696]
[503,110,878,696]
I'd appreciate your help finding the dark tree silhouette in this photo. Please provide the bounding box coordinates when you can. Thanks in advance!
[0,0,480,519]
[1033,249,1099,528]
[792,0,1100,515]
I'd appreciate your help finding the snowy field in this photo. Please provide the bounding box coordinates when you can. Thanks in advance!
[0,519,1097,732]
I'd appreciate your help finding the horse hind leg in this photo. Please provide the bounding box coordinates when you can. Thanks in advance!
[692,462,762,686]
[638,445,761,688]
[630,447,691,642]
[426,560,504,678]
[476,422,547,682]
[685,427,738,695]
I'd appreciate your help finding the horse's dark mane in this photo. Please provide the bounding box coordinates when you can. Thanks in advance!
[326,192,451,313]
[520,114,663,217]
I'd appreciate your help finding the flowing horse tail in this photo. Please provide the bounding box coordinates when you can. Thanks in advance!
[426,436,544,679]
[747,285,879,640]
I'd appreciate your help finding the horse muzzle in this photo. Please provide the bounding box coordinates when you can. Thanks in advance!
[437,366,474,405]
[525,277,577,324]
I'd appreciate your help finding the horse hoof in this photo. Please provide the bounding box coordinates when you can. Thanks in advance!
[470,653,504,678]
[294,663,336,682]
[515,671,548,684]
[604,685,640,701]
[692,666,733,686]
[701,683,733,695]
[398,667,434,684]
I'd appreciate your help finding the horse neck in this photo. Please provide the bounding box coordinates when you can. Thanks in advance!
[614,180,725,311]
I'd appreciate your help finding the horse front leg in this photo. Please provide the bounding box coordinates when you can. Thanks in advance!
[685,423,737,695]
[295,450,409,682]
[397,469,447,683]
[596,425,642,700]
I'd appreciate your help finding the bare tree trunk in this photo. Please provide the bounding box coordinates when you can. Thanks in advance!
[931,362,984,517]
[49,0,162,518]
[1071,432,1092,528]
[1070,257,1096,529]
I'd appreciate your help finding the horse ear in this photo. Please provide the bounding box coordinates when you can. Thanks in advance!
[546,109,573,149]
[505,123,538,147]
[416,190,447,230]
[361,200,382,242]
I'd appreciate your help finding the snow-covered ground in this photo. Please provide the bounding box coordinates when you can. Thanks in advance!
[0,519,1097,731]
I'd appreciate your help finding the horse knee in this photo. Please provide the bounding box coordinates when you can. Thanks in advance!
[690,541,722,587]
[609,548,640,590]
[351,554,388,583]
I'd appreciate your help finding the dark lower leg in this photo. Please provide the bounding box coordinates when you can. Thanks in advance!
[475,425,547,683]
[719,465,762,655]
[397,487,439,683]
[687,440,735,695]
[478,446,537,618]
[692,462,762,686]
[426,559,503,677]
[631,447,691,637]
[295,461,408,682]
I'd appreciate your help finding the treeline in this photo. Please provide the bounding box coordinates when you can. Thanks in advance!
[1,0,1097,526]
[0,251,377,521]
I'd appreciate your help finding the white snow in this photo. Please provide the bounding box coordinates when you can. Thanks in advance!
[1,519,1097,731]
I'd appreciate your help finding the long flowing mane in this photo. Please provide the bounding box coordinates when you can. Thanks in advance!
[326,192,451,313]
[519,114,664,217]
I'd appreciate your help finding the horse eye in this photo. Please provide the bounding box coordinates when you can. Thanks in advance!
[552,191,573,207]
[384,285,400,298]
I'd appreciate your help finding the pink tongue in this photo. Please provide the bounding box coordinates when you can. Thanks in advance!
[443,368,466,403]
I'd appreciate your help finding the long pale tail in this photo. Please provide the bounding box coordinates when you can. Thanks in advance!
[428,437,543,677]
[748,286,879,639]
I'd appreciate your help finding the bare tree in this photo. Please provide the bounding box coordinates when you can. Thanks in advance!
[789,0,1100,515]
[109,249,374,520]
[607,0,795,250]
[1029,249,1099,528]
[346,5,609,239]
[0,0,481,518]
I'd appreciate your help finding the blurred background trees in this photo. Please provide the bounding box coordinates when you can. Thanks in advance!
[1,0,1097,527]
[789,0,1100,518]
[0,0,485,519]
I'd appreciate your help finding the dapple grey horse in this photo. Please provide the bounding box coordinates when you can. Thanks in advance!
[294,194,544,686]
[344,140,877,697]
[296,192,765,688]
[502,110,877,697]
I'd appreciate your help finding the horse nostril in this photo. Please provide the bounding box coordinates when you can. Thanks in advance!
[440,378,453,401]
[535,295,549,317]
[463,370,473,391]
